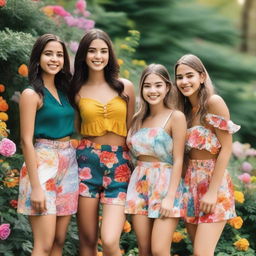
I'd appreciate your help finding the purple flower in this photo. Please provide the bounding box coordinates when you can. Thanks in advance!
[64,16,78,27]
[241,162,253,173]
[0,224,11,240]
[0,138,16,157]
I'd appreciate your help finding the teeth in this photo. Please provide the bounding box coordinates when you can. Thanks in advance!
[93,61,102,65]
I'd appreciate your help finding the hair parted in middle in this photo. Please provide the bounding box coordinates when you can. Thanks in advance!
[174,54,215,127]
[129,63,178,135]
[70,28,127,107]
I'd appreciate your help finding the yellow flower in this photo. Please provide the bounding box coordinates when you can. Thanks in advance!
[18,64,28,77]
[123,220,131,233]
[0,112,8,121]
[41,6,54,16]
[251,176,256,183]
[120,44,129,50]
[228,216,243,229]
[234,238,249,251]
[123,70,130,79]
[0,121,7,129]
[117,59,124,65]
[234,191,245,204]
[172,232,184,243]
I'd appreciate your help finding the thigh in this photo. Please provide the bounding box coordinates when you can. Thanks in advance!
[185,223,197,244]
[101,204,126,242]
[132,215,153,252]
[151,217,179,253]
[194,221,226,256]
[55,215,72,243]
[29,215,56,248]
[77,196,100,241]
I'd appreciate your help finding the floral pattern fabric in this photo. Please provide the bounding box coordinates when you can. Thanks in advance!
[76,139,132,206]
[186,113,241,154]
[125,127,184,218]
[18,139,79,216]
[184,159,236,223]
[125,161,185,218]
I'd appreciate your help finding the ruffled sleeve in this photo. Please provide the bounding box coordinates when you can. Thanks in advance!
[205,113,240,134]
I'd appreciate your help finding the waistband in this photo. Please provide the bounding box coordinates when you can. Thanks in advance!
[188,158,216,167]
[79,138,128,152]
[136,160,172,168]
[35,138,72,149]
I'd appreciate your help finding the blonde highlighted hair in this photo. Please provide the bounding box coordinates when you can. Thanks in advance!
[174,54,215,127]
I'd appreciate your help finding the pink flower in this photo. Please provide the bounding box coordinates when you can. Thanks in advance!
[0,224,11,240]
[69,41,79,53]
[79,167,92,180]
[232,141,245,158]
[0,138,16,156]
[238,173,251,184]
[103,176,112,188]
[241,162,253,173]
[76,0,86,13]
[52,5,70,17]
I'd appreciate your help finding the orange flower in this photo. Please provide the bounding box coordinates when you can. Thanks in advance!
[172,232,184,243]
[97,252,103,256]
[228,216,243,229]
[3,177,19,188]
[0,84,5,93]
[0,97,8,111]
[70,139,80,149]
[114,164,130,183]
[123,220,131,233]
[135,180,148,195]
[0,112,8,121]
[234,238,249,251]
[18,64,28,77]
[0,0,6,7]
[46,178,56,191]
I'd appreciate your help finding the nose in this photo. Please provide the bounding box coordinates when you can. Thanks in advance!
[50,54,57,62]
[181,76,189,84]
[95,51,102,58]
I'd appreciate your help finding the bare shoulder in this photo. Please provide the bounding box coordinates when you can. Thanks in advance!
[172,110,186,122]
[207,94,230,119]
[119,78,134,90]
[20,88,40,105]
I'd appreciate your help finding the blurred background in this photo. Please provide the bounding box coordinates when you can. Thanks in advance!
[0,0,255,146]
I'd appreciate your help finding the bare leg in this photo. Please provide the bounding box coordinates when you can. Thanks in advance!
[185,223,197,245]
[132,215,153,256]
[193,221,226,256]
[77,197,99,256]
[50,215,72,256]
[29,215,56,256]
[101,204,126,256]
[151,217,179,256]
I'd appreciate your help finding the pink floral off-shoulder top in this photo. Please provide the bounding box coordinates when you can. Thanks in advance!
[186,113,240,154]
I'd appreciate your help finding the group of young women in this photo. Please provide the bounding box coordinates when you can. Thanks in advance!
[17,28,240,256]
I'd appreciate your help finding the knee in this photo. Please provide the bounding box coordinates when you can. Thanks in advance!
[101,236,119,253]
[138,246,152,256]
[53,234,66,249]
[193,250,213,256]
[79,233,98,249]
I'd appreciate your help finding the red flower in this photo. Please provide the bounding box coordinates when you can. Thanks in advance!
[114,164,130,182]
[46,178,55,191]
[0,0,6,7]
[99,151,118,168]
[20,166,27,178]
[10,200,18,208]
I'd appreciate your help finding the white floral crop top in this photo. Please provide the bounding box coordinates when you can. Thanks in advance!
[186,113,240,154]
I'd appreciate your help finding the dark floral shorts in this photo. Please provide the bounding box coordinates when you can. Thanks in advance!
[76,139,132,205]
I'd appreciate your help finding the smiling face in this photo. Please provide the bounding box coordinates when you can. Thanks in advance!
[39,41,64,78]
[175,64,205,99]
[86,39,109,72]
[142,73,169,106]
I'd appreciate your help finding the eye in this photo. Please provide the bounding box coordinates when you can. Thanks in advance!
[176,76,182,80]
[156,84,163,88]
[57,53,64,57]
[143,84,150,88]
[88,49,95,53]
[101,50,108,54]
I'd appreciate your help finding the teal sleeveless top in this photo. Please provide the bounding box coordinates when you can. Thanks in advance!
[34,87,75,139]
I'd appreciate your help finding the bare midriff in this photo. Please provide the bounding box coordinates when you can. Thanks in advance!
[84,132,126,146]
[189,148,217,160]
[137,155,161,162]
[54,136,71,142]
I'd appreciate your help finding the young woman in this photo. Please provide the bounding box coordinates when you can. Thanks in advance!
[17,34,79,256]
[125,64,186,256]
[69,28,135,256]
[174,54,240,256]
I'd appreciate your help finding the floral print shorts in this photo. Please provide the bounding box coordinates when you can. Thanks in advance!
[76,139,132,205]
[184,159,236,224]
[125,161,185,218]
[17,139,79,216]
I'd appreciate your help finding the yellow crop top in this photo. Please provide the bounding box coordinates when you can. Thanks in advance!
[78,96,127,137]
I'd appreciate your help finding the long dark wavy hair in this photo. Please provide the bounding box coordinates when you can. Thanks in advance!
[174,54,215,127]
[28,34,71,96]
[69,28,126,107]
[129,63,178,135]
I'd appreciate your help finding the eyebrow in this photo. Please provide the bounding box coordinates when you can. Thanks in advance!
[176,72,194,76]
[143,81,164,85]
[43,50,63,53]
[88,47,108,50]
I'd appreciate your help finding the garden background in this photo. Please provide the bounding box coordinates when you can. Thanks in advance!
[0,0,256,255]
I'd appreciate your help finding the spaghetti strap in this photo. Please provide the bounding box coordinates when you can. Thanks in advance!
[163,111,174,128]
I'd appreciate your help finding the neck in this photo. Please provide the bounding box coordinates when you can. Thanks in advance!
[188,94,199,108]
[148,103,166,117]
[87,70,106,85]
[42,73,56,89]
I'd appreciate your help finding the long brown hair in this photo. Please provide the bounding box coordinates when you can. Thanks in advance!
[69,28,127,107]
[174,54,215,127]
[129,64,177,135]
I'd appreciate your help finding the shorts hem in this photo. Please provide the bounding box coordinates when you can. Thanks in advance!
[101,197,125,206]
[185,215,237,224]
